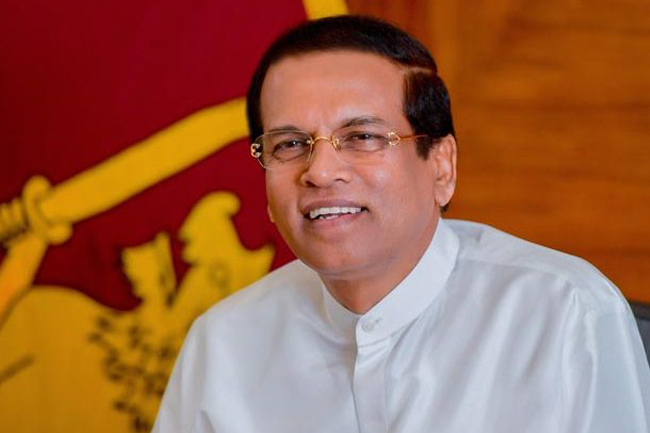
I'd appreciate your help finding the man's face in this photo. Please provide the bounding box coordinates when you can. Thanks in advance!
[260,51,455,283]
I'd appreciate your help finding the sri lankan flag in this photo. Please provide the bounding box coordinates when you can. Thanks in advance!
[0,1,346,431]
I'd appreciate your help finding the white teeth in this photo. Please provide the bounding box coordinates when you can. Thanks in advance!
[309,206,362,220]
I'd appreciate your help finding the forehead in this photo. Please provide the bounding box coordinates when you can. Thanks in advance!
[260,50,407,131]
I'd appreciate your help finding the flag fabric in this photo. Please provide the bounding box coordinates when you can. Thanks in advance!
[0,0,346,431]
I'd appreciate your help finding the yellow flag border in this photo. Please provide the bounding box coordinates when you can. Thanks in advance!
[302,0,348,20]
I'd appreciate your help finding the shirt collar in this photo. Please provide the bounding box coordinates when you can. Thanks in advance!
[320,218,460,345]
[321,281,361,341]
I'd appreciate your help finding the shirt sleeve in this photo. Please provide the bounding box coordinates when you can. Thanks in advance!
[562,305,650,433]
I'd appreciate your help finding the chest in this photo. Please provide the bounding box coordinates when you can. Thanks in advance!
[205,313,564,433]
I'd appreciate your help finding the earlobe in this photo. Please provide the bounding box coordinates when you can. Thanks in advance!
[433,134,457,207]
[267,204,275,223]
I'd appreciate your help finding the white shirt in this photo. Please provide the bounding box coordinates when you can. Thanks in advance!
[153,219,650,433]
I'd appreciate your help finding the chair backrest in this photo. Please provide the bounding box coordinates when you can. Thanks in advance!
[631,302,650,363]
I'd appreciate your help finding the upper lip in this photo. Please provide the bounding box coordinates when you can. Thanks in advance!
[300,199,367,218]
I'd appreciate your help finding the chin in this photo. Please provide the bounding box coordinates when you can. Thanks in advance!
[295,247,371,280]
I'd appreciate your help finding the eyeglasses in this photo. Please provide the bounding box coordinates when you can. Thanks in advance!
[250,125,430,170]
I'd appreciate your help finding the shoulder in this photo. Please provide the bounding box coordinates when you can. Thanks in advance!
[194,258,322,331]
[445,219,629,316]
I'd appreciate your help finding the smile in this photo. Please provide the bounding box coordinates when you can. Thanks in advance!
[307,206,365,220]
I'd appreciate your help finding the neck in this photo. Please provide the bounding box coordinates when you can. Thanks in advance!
[321,273,403,314]
[320,220,439,314]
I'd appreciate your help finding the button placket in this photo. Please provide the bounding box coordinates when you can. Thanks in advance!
[361,317,382,333]
[353,319,390,433]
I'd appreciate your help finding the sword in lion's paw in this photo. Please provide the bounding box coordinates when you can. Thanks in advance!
[0,98,247,324]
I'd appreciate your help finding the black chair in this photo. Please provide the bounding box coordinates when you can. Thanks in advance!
[631,302,650,363]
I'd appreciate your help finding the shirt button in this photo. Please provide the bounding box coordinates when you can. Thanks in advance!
[361,317,381,333]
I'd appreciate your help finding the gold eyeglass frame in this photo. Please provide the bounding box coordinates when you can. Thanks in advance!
[250,130,429,169]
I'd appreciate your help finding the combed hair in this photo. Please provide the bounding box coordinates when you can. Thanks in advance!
[246,15,455,159]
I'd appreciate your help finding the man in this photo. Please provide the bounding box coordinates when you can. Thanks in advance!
[154,16,650,433]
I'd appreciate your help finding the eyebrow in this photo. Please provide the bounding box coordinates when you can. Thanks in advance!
[267,124,302,133]
[339,116,388,129]
[266,116,388,134]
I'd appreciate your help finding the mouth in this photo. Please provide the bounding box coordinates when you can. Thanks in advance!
[304,206,367,221]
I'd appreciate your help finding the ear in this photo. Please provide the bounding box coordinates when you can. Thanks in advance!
[431,134,457,208]
[267,204,275,223]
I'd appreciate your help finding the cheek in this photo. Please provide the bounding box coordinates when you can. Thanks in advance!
[366,165,414,218]
[265,174,297,223]
[369,166,391,185]
[265,178,283,217]
[370,159,435,220]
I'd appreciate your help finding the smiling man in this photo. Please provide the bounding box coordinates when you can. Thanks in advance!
[258,49,453,314]
[154,16,650,433]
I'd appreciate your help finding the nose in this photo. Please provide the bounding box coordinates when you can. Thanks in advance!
[299,137,351,187]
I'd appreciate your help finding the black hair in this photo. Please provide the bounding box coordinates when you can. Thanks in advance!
[246,14,455,159]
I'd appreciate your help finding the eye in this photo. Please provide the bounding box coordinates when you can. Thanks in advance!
[339,130,388,152]
[346,132,381,141]
[273,137,309,152]
[267,132,311,161]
